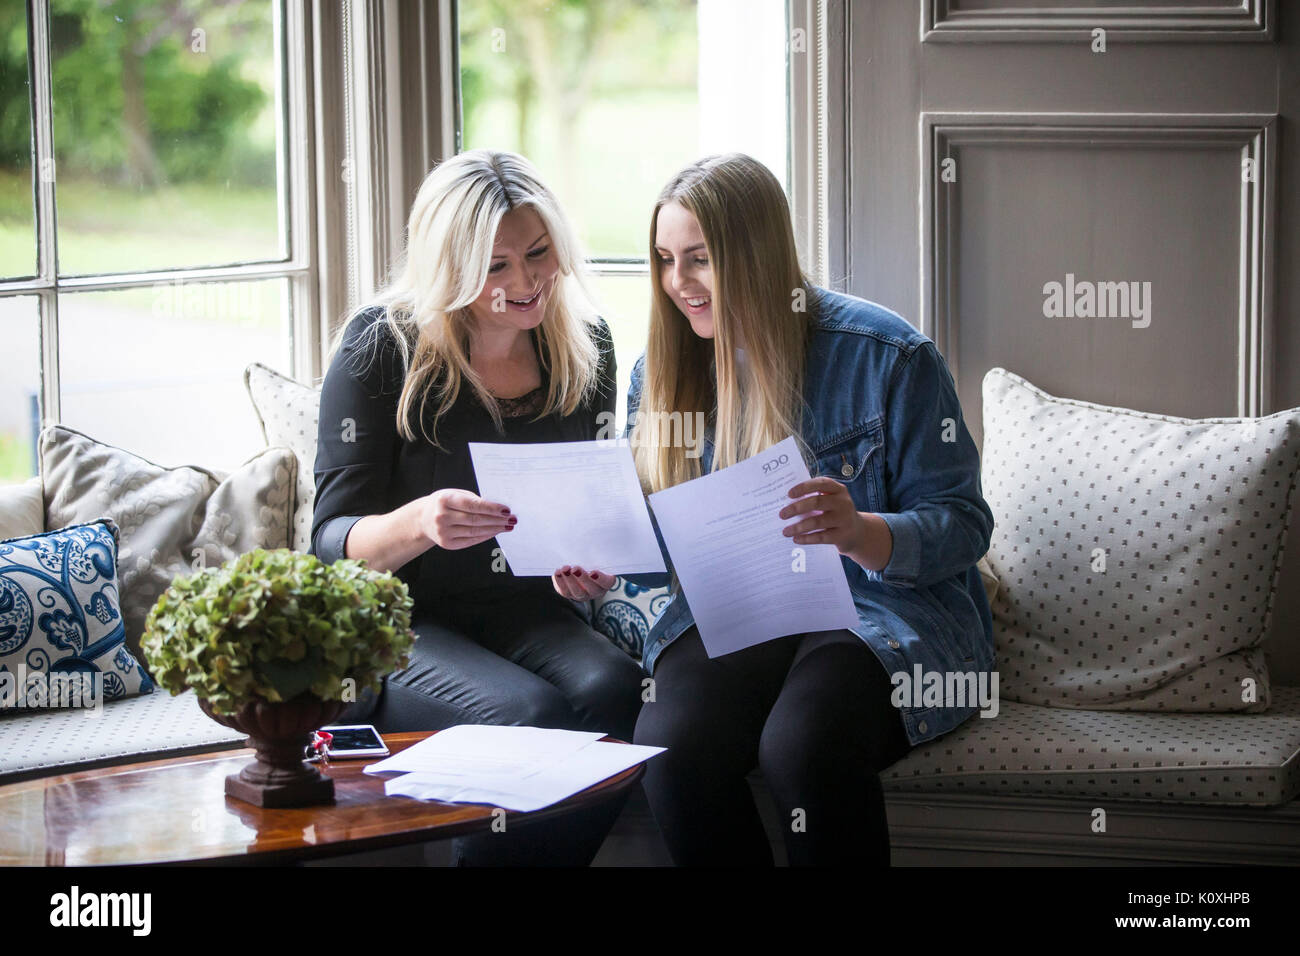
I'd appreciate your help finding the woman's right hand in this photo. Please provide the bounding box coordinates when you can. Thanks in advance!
[419,489,516,550]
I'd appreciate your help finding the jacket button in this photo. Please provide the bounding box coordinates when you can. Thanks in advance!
[841,463,854,477]
[887,638,900,649]
[917,720,928,734]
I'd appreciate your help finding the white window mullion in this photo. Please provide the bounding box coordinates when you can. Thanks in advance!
[788,0,830,287]
[284,0,320,382]
[29,0,60,425]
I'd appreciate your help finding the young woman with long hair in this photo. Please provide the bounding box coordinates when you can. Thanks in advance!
[622,153,996,866]
[311,149,641,865]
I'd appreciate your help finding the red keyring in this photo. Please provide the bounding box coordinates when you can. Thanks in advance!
[310,730,333,762]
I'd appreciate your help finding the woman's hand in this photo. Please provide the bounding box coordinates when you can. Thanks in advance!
[552,565,616,601]
[418,488,516,550]
[780,477,893,572]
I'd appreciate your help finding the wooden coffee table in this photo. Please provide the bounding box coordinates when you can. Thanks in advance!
[0,731,644,866]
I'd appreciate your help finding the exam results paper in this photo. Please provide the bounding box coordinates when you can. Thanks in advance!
[468,439,667,576]
[647,435,859,657]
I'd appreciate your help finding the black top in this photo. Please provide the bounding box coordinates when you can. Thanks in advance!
[310,305,617,612]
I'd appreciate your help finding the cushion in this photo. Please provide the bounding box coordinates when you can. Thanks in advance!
[981,367,1300,712]
[39,424,296,664]
[0,688,245,783]
[0,477,43,540]
[245,362,320,552]
[883,685,1300,807]
[0,518,152,710]
[593,577,674,659]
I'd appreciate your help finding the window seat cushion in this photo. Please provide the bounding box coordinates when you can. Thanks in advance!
[883,685,1300,806]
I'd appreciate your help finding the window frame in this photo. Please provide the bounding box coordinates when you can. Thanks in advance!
[445,0,835,286]
[317,0,846,364]
[1,0,322,432]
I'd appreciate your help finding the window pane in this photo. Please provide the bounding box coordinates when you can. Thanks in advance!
[0,296,41,481]
[586,272,653,433]
[0,4,36,279]
[59,280,289,471]
[50,0,284,275]
[458,0,788,260]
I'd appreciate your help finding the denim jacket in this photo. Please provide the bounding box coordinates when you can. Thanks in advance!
[623,287,996,747]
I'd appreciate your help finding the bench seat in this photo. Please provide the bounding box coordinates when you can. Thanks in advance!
[0,691,245,785]
[883,686,1300,807]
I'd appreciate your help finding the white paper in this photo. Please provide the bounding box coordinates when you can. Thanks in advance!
[363,724,604,778]
[468,439,667,576]
[383,740,665,812]
[648,435,859,657]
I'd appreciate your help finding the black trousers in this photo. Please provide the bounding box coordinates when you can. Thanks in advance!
[633,626,913,866]
[337,587,645,866]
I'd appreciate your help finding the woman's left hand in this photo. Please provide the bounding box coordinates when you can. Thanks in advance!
[552,565,617,601]
[780,478,892,570]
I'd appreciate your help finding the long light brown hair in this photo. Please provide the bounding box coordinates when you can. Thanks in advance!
[632,153,814,492]
[326,149,601,447]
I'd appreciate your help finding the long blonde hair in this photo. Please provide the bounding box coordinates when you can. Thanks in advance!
[632,153,813,493]
[326,149,601,446]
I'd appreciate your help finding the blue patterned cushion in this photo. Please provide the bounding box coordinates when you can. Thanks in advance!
[592,577,673,660]
[0,518,153,710]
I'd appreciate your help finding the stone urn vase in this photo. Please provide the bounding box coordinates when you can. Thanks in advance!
[199,693,348,808]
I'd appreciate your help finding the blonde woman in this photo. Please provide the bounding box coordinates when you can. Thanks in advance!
[620,154,995,866]
[311,149,641,865]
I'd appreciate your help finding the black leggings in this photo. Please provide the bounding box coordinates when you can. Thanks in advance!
[337,587,645,865]
[633,626,913,866]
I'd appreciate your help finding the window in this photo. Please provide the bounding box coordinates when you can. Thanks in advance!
[456,0,792,426]
[0,0,317,482]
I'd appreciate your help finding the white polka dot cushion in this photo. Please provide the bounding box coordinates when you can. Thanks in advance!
[982,368,1300,712]
[244,362,320,553]
[883,686,1300,806]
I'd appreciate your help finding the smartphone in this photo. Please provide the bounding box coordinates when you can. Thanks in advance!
[317,724,389,759]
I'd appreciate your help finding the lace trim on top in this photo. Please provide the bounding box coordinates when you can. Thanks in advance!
[495,384,546,418]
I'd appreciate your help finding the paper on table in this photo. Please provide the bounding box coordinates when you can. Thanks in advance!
[648,435,859,657]
[363,725,605,779]
[468,439,667,576]
[383,740,665,812]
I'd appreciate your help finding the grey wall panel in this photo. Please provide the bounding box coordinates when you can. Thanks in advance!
[921,113,1276,442]
[923,0,1272,43]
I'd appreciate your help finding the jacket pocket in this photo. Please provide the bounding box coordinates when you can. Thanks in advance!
[811,416,886,513]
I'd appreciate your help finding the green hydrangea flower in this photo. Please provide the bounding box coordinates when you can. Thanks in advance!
[141,548,416,716]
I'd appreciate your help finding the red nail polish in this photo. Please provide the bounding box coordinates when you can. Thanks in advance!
[589,571,598,579]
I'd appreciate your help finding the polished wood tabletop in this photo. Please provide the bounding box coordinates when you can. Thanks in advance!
[0,732,644,866]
